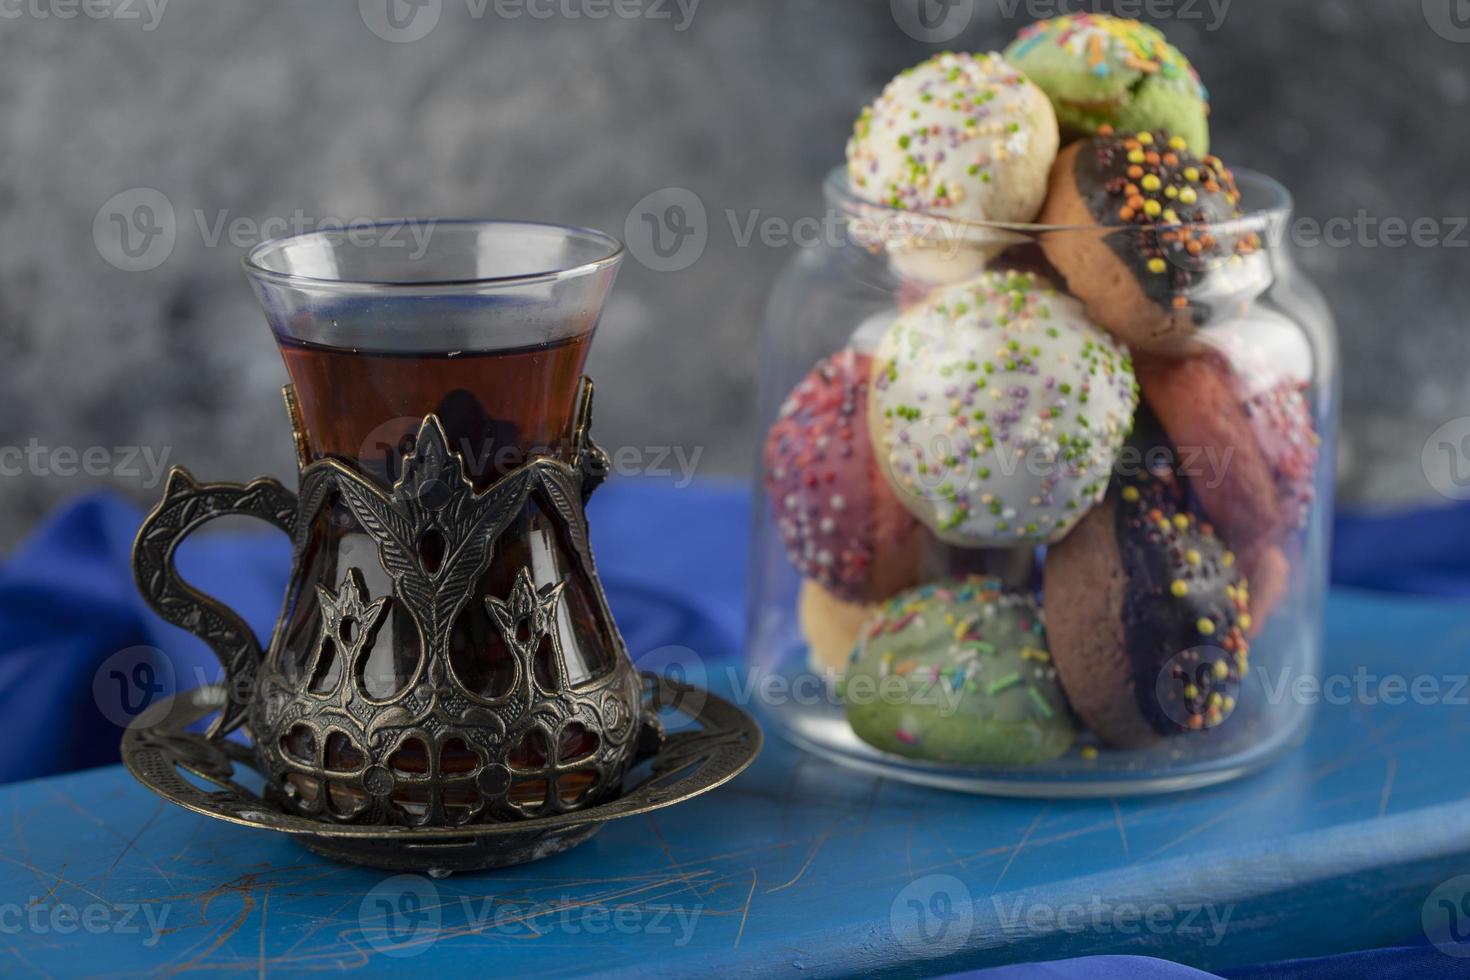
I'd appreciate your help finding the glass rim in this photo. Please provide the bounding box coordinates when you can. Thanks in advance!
[824,164,1294,240]
[242,218,625,292]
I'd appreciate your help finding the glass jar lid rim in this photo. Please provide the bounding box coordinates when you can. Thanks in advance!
[824,165,1293,239]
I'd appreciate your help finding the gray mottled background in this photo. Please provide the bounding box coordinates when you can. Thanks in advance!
[0,0,1467,548]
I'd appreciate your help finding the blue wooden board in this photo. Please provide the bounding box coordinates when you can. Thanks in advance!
[1,586,1468,977]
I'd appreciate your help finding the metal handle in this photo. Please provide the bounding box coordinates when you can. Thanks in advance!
[131,468,298,739]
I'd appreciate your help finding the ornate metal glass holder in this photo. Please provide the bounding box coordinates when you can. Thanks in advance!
[127,383,760,874]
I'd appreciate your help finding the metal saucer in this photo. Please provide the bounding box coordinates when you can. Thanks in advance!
[121,675,761,876]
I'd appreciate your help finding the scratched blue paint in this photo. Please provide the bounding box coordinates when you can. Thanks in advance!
[0,587,1465,977]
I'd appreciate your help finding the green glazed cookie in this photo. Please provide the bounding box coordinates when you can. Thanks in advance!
[843,578,1075,765]
[1005,14,1210,155]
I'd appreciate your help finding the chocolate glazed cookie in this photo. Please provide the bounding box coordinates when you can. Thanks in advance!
[1043,476,1251,748]
[1039,129,1260,350]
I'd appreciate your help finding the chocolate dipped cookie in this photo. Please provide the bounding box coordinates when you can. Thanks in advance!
[1043,476,1251,748]
[1039,129,1262,350]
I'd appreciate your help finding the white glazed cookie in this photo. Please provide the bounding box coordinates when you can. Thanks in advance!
[845,52,1059,282]
[869,270,1138,547]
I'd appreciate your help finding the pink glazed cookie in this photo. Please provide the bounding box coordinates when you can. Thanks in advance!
[764,350,926,603]
[1136,314,1318,626]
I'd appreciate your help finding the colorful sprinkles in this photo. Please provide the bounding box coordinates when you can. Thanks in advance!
[1009,14,1207,100]
[1086,127,1259,310]
[1116,476,1251,734]
[871,270,1138,545]
[764,350,920,602]
[1242,376,1320,533]
[846,578,1075,763]
[845,51,1054,218]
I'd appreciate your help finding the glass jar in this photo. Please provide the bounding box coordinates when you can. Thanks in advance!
[748,167,1337,796]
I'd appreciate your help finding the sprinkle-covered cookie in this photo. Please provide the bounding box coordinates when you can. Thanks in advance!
[764,350,925,603]
[1043,476,1252,747]
[844,577,1075,765]
[1039,129,1262,350]
[1136,317,1319,628]
[845,51,1060,281]
[847,52,1059,222]
[869,270,1138,547]
[1006,14,1211,154]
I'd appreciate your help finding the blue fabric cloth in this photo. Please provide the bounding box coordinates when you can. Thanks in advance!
[1331,500,1470,598]
[945,956,1221,979]
[0,482,752,786]
[1,484,1466,979]
[946,944,1465,979]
